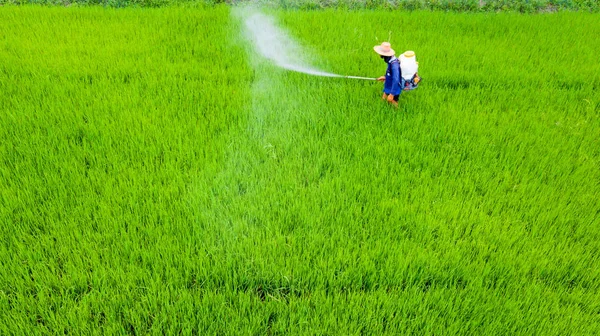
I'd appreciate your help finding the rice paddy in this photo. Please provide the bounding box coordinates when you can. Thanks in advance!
[1,5,599,334]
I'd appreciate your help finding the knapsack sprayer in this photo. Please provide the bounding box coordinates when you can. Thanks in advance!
[344,50,421,90]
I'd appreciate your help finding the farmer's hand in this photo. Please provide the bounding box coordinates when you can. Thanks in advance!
[377,76,385,82]
[387,94,394,102]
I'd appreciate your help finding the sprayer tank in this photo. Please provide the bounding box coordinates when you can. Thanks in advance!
[399,51,418,80]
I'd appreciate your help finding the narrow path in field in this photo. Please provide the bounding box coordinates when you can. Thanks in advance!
[199,8,315,231]
[202,8,355,235]
[206,7,391,234]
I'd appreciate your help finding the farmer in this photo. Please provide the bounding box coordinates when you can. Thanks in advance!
[374,42,401,107]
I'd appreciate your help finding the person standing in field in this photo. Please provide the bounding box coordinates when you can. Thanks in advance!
[374,42,401,107]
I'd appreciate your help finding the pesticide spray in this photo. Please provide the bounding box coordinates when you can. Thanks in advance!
[242,11,376,81]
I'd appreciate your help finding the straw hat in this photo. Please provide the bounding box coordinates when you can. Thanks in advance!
[373,42,395,56]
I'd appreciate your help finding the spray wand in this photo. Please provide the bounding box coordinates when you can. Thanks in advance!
[343,75,378,81]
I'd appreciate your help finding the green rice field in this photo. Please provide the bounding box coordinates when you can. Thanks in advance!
[1,5,599,334]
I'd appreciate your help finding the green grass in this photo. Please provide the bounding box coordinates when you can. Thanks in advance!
[1,5,600,334]
[1,0,600,12]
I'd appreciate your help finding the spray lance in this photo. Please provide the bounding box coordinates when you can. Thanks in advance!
[343,75,378,81]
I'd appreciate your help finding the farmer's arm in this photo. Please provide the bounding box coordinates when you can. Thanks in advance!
[390,64,401,95]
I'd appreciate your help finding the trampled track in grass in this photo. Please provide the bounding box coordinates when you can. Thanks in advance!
[1,5,599,334]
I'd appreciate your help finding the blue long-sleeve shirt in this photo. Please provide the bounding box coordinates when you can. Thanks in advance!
[383,56,402,95]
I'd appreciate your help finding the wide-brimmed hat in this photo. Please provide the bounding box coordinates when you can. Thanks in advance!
[373,42,395,56]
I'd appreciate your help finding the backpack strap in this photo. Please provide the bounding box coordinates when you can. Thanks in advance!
[390,56,402,83]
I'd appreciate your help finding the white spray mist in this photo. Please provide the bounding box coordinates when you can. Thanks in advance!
[242,12,343,77]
